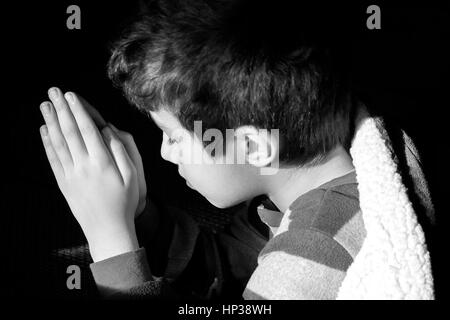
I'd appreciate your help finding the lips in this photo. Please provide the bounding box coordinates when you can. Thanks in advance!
[178,168,193,188]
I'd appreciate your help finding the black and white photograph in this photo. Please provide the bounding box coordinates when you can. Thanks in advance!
[2,0,448,308]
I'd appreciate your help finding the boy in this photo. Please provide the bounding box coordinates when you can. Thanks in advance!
[39,0,431,299]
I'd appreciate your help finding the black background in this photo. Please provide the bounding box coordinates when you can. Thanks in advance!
[2,1,449,298]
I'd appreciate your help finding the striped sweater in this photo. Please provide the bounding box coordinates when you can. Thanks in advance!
[244,171,364,299]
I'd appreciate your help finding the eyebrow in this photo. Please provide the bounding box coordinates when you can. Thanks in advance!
[151,118,173,136]
[148,113,168,131]
[152,120,165,130]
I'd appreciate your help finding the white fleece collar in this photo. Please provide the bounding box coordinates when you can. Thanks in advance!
[337,115,434,299]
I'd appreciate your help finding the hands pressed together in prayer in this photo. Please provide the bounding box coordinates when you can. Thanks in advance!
[39,88,148,262]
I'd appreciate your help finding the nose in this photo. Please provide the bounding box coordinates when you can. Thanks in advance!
[160,139,180,165]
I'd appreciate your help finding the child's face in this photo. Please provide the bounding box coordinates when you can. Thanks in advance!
[150,109,264,208]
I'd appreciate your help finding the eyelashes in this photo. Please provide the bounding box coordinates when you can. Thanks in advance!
[168,137,178,145]
[163,132,180,145]
[163,130,186,146]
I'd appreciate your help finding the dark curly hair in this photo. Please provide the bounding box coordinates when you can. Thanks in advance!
[108,0,356,166]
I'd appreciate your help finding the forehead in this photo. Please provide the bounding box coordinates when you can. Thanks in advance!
[149,109,182,130]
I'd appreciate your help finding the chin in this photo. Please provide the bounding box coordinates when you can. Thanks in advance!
[206,196,242,209]
[206,199,228,209]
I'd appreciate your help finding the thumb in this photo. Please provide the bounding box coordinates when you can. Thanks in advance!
[105,123,147,215]
[106,123,143,169]
[102,126,135,184]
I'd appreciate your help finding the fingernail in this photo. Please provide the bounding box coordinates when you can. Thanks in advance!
[40,102,50,115]
[40,125,48,136]
[65,92,74,104]
[102,126,112,136]
[49,87,59,99]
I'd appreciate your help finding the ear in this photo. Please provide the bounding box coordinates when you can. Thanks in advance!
[234,126,279,167]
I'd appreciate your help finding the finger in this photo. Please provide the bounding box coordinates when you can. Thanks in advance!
[40,124,65,180]
[109,124,144,171]
[47,88,88,164]
[64,91,111,165]
[40,101,74,170]
[102,127,136,184]
[107,124,147,213]
[110,125,147,196]
[77,94,108,129]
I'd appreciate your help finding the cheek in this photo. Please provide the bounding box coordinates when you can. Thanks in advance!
[183,164,228,188]
[183,164,257,206]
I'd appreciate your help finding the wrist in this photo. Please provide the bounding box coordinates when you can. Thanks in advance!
[88,226,139,262]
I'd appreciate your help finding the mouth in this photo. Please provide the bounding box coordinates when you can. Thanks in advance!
[178,168,193,189]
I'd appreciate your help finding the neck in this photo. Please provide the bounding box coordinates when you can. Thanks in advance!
[262,146,355,213]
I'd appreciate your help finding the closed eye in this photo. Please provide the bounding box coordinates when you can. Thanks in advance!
[168,137,178,145]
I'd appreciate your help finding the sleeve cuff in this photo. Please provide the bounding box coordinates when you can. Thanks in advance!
[90,247,153,294]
